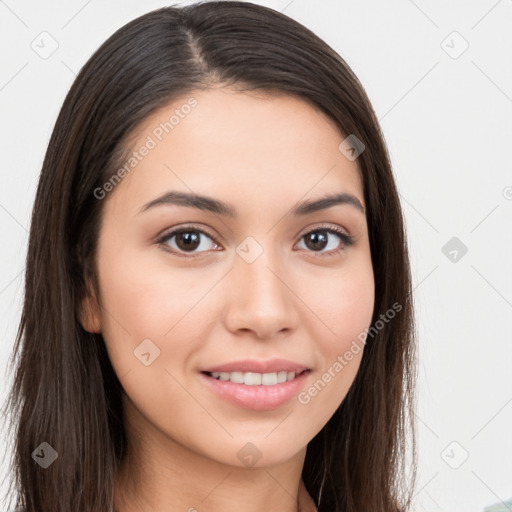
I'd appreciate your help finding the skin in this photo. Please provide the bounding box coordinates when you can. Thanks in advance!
[80,87,375,512]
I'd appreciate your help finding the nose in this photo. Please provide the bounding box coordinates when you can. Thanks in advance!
[223,247,300,340]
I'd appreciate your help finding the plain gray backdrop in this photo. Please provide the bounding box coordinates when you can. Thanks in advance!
[1,1,511,510]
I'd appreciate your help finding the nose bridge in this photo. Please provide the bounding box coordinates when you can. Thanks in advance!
[223,236,298,337]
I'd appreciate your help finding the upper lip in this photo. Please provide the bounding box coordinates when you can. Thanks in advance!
[201,358,310,374]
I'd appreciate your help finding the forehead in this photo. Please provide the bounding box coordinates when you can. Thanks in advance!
[108,87,364,216]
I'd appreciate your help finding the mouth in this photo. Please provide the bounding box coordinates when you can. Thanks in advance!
[201,369,310,386]
[199,368,312,411]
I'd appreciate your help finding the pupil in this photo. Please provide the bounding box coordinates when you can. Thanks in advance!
[177,232,200,251]
[307,231,327,251]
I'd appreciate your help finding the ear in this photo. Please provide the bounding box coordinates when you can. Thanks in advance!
[78,285,102,333]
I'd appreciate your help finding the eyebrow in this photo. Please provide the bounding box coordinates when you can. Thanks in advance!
[138,190,365,217]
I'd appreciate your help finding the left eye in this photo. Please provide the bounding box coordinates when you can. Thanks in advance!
[296,228,353,254]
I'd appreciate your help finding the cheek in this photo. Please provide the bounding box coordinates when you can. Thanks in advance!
[326,274,375,344]
[293,256,374,422]
[95,239,214,371]
[299,254,375,352]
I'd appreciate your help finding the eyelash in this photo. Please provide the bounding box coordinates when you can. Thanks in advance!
[156,223,355,259]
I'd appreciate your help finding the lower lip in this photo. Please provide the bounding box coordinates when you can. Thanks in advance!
[199,371,310,411]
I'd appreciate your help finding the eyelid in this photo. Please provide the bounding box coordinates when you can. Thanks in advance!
[295,222,351,240]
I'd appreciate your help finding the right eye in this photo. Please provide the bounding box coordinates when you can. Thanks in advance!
[157,226,222,258]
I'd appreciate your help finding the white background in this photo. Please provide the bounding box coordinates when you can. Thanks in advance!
[1,1,511,511]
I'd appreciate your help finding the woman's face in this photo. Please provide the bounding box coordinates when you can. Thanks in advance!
[82,87,374,468]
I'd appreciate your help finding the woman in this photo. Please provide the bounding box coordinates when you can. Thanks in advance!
[3,2,417,511]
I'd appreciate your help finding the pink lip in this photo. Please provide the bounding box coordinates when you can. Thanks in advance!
[201,358,310,374]
[199,369,311,411]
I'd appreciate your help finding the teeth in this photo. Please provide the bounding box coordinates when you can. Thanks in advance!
[209,371,298,385]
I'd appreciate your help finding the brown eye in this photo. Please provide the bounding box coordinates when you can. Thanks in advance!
[303,231,329,251]
[174,231,201,251]
[296,226,354,256]
[158,228,220,256]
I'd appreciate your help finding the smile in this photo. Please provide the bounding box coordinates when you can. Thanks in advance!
[204,370,306,385]
[199,369,311,411]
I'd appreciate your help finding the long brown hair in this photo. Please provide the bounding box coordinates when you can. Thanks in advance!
[2,2,417,510]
